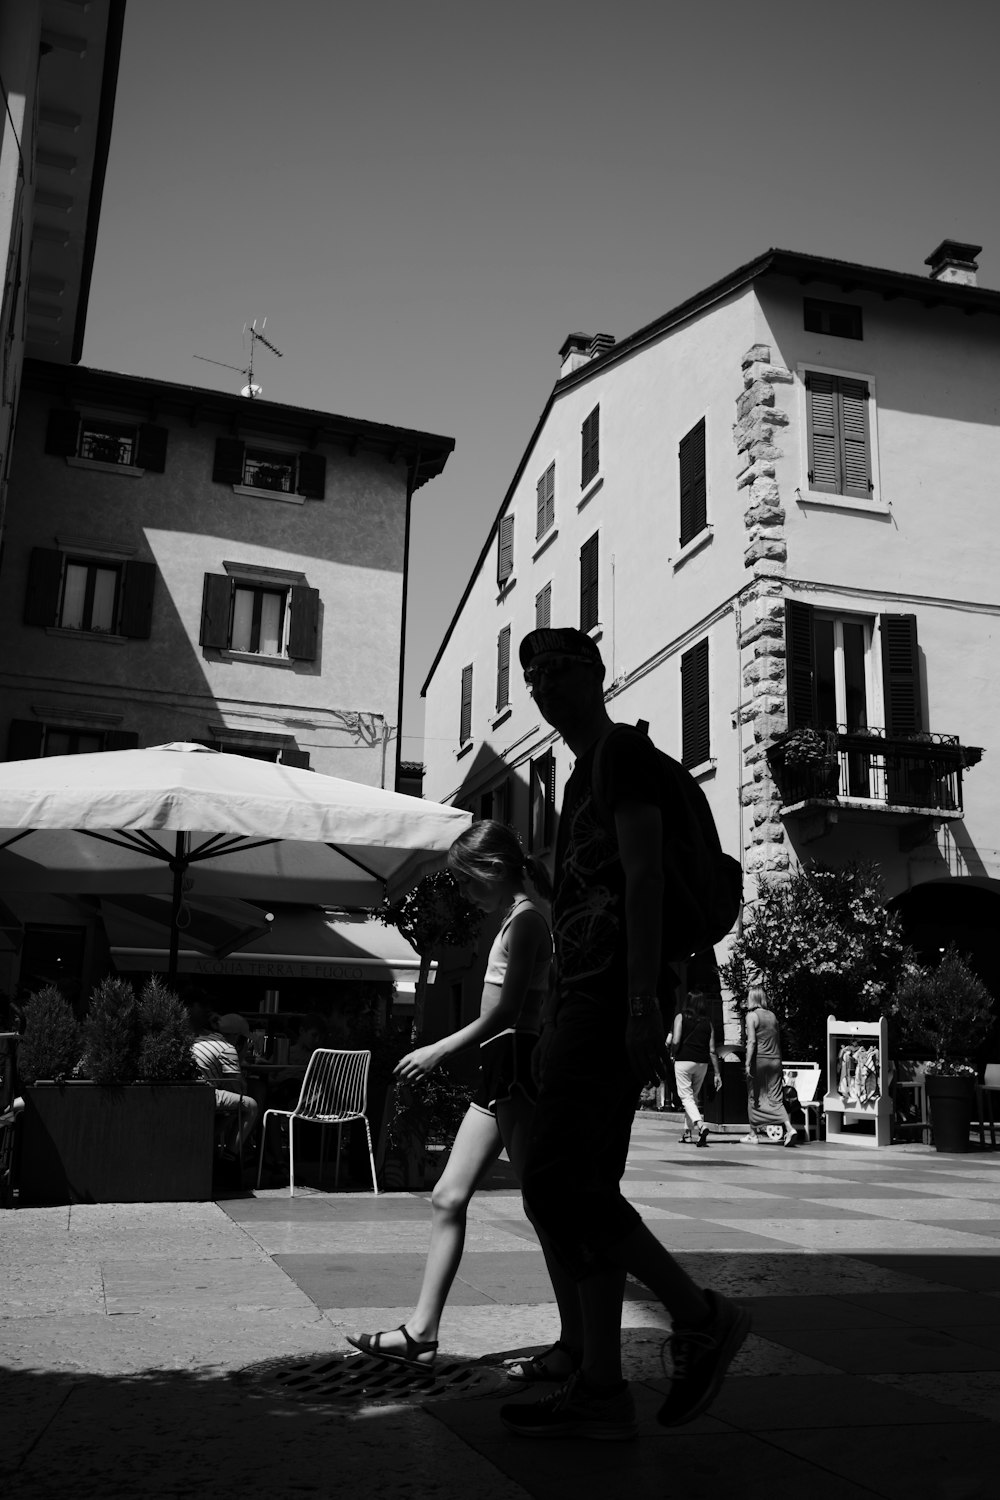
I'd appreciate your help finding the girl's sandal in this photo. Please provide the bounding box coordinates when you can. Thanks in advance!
[503,1340,580,1383]
[347,1324,438,1369]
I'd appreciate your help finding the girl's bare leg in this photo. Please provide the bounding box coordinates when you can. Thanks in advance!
[498,1094,584,1370]
[371,1105,502,1354]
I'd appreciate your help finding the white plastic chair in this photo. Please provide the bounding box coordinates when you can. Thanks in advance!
[256,1048,378,1196]
[976,1063,1000,1148]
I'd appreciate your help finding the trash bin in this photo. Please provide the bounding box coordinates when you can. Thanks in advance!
[702,1058,748,1127]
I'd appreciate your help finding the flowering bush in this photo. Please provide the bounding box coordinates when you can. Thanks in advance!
[923,1060,975,1078]
[778,727,835,769]
[720,860,912,1058]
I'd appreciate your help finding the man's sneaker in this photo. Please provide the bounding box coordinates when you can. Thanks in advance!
[500,1371,638,1441]
[657,1290,751,1427]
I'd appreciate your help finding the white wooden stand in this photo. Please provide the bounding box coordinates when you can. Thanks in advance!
[823,1015,891,1148]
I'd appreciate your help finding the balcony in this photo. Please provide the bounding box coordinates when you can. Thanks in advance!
[767,728,984,843]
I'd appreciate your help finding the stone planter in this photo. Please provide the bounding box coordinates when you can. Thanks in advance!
[18,1082,215,1205]
[926,1074,975,1154]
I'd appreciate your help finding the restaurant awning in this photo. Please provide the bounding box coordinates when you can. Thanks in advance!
[103,899,432,986]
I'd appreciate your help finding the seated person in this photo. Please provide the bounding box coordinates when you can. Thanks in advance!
[184,990,258,1157]
[288,1012,329,1065]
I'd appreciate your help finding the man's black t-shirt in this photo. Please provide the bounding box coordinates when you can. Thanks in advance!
[552,728,663,1011]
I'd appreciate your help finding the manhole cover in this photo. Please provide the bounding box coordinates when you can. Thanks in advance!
[243,1351,508,1408]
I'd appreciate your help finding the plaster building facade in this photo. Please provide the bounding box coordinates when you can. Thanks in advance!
[0,0,125,550]
[421,242,1000,1025]
[1,359,454,784]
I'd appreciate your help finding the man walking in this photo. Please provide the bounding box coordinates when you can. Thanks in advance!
[500,627,749,1441]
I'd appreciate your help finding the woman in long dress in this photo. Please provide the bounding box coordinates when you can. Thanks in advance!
[744,984,797,1147]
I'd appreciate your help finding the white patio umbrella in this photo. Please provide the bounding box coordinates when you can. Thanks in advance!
[0,743,470,982]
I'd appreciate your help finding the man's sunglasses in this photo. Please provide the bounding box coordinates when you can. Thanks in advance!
[523,655,592,687]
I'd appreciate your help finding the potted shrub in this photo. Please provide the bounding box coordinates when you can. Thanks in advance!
[767,727,840,801]
[17,976,214,1204]
[891,947,995,1153]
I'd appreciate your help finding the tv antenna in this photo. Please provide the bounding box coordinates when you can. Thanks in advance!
[193,319,283,398]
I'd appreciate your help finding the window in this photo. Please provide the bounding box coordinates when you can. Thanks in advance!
[497,513,514,588]
[579,532,599,632]
[581,405,600,487]
[678,418,707,547]
[6,720,137,760]
[680,639,710,769]
[199,573,320,660]
[785,600,923,798]
[496,625,511,712]
[529,749,556,853]
[536,462,555,539]
[44,409,168,472]
[23,548,156,639]
[232,584,286,654]
[805,372,872,498]
[211,437,327,498]
[804,298,863,340]
[459,664,473,745]
[478,778,511,824]
[535,581,552,630]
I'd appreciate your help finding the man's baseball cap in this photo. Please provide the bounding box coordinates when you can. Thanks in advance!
[216,1013,250,1037]
[518,627,605,676]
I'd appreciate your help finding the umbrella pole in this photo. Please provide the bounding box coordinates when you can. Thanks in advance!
[168,832,185,990]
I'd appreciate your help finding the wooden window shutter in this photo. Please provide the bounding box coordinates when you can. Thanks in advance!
[44,409,80,457]
[137,423,169,473]
[784,599,818,728]
[279,747,311,768]
[118,561,157,639]
[6,719,44,760]
[535,582,551,630]
[838,379,872,498]
[460,664,473,744]
[679,419,707,547]
[536,462,555,539]
[806,373,840,492]
[581,405,600,487]
[200,573,233,648]
[24,547,64,627]
[296,451,326,499]
[287,585,320,660]
[497,514,514,586]
[105,730,139,751]
[680,638,710,768]
[579,532,599,632]
[212,437,246,485]
[496,625,511,712]
[880,613,922,735]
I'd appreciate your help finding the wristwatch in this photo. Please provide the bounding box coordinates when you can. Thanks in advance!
[628,993,659,1018]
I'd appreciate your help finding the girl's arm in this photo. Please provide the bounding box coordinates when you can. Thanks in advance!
[709,1022,722,1086]
[394,908,550,1080]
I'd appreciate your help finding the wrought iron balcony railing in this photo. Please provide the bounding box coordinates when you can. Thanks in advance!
[767,727,983,814]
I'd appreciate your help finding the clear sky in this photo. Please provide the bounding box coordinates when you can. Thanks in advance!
[82,0,1000,764]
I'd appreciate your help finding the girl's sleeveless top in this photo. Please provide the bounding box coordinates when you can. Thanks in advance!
[480,894,552,1036]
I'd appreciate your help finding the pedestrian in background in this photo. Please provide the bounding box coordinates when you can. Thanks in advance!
[671,991,722,1146]
[744,983,797,1148]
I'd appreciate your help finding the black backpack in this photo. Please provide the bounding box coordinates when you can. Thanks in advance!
[591,722,743,962]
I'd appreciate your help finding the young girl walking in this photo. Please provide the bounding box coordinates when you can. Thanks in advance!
[348,820,583,1378]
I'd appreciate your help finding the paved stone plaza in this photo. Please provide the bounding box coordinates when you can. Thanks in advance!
[3,1113,999,1499]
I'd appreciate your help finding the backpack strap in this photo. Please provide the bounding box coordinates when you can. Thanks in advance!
[590,723,647,833]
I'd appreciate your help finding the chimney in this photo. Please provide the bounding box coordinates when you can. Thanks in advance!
[924,239,982,287]
[588,332,615,360]
[559,333,592,377]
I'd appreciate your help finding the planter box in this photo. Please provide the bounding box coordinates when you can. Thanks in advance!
[926,1073,975,1154]
[18,1082,215,1205]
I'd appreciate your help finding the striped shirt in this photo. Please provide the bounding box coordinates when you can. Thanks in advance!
[191,1031,244,1089]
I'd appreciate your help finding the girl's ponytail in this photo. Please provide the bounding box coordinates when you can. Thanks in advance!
[522,853,552,901]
